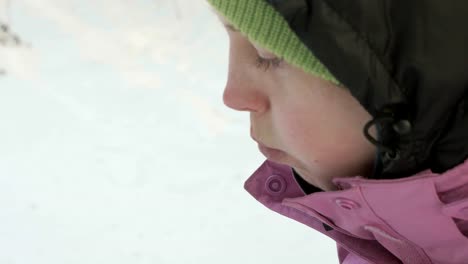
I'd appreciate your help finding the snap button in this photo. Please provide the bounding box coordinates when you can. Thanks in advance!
[265,175,287,195]
[335,198,361,210]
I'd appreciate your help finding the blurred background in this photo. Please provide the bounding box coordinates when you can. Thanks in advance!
[0,0,337,263]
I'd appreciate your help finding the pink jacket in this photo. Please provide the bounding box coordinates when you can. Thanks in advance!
[245,159,468,264]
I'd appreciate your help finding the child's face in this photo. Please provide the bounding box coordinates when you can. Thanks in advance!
[219,17,377,191]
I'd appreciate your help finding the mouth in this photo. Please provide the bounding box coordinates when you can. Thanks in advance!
[250,128,287,162]
[257,143,288,162]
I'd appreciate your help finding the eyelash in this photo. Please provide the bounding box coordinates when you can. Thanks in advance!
[255,56,283,71]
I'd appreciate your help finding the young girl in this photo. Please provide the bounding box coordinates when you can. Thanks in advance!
[207,0,468,263]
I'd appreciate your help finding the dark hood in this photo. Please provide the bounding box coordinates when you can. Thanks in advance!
[267,0,468,179]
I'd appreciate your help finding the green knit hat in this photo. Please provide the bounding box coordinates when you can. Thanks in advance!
[207,0,340,85]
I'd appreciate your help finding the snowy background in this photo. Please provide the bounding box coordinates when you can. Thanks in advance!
[0,0,338,263]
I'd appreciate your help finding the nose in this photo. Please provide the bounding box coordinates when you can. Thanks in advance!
[222,66,269,113]
[223,81,269,112]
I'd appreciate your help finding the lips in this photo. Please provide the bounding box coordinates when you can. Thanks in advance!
[250,128,287,162]
[257,143,287,162]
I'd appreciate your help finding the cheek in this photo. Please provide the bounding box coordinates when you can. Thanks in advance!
[275,98,367,165]
[274,103,326,157]
[268,63,375,177]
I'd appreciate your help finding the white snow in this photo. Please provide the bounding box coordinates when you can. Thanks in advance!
[0,0,338,263]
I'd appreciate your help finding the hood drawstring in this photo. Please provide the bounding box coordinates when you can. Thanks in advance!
[364,114,397,157]
[364,115,401,162]
[364,105,413,174]
[364,112,413,164]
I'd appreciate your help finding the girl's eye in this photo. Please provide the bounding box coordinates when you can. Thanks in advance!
[255,56,283,71]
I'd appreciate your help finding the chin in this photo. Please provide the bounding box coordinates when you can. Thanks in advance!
[257,144,289,163]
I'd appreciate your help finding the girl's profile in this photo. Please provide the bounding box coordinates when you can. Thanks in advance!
[207,0,468,263]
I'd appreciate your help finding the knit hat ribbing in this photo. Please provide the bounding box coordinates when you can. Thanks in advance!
[207,0,339,85]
